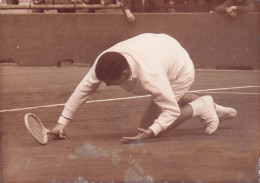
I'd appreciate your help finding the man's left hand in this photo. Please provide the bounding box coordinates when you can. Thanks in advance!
[49,123,67,139]
[120,128,155,144]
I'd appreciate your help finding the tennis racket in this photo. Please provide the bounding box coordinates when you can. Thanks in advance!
[24,113,50,145]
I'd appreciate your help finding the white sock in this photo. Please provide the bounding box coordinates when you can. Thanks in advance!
[188,98,203,117]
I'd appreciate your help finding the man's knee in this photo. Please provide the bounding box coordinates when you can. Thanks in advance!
[178,93,199,106]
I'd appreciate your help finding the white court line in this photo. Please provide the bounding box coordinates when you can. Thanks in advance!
[190,91,260,95]
[0,85,259,113]
[189,86,260,92]
[196,69,260,72]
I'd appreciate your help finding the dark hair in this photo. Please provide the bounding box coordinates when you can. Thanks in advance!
[95,52,128,81]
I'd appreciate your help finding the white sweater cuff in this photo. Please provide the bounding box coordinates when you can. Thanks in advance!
[149,123,164,136]
[58,115,71,126]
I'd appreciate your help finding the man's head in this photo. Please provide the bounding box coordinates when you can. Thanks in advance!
[95,52,130,86]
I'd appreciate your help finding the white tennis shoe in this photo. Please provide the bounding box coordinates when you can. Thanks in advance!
[199,96,219,135]
[215,104,237,122]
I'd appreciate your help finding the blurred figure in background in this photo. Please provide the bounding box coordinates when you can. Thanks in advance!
[32,0,45,13]
[83,0,117,13]
[57,0,83,13]
[122,0,175,23]
[82,0,100,13]
[214,0,257,18]
[31,0,119,13]
[173,0,214,12]
[32,0,79,13]
[6,0,19,4]
[205,0,226,12]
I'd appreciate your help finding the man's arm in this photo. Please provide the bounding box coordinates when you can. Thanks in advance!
[122,0,136,23]
[214,0,255,14]
[146,75,180,136]
[50,66,102,137]
[121,0,133,12]
[121,74,180,143]
[235,0,255,12]
[58,66,101,125]
[214,0,233,13]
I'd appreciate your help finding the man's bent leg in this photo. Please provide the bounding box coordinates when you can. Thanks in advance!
[178,93,199,107]
[139,93,200,131]
[161,95,219,136]
[159,104,193,136]
[139,94,236,137]
[179,93,237,122]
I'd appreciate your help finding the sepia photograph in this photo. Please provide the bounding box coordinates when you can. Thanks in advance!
[0,0,260,182]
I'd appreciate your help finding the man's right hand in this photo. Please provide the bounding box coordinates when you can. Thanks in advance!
[125,9,136,23]
[226,6,237,15]
[49,123,67,139]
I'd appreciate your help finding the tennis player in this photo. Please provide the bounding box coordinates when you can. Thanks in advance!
[50,33,237,143]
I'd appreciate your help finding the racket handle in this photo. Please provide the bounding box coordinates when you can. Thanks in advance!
[47,130,66,139]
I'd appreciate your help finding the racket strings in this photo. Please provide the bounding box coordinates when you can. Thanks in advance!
[27,115,47,144]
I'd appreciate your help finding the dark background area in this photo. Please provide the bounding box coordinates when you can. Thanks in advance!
[0,13,259,69]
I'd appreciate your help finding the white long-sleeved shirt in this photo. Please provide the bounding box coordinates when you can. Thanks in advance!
[58,33,194,136]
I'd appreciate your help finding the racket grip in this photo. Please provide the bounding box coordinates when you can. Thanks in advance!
[47,129,66,139]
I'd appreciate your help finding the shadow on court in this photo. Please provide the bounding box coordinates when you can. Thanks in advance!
[0,66,259,183]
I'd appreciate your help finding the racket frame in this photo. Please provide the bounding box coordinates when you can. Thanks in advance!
[24,113,50,145]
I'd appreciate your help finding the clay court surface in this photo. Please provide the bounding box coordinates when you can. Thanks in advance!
[0,65,259,183]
